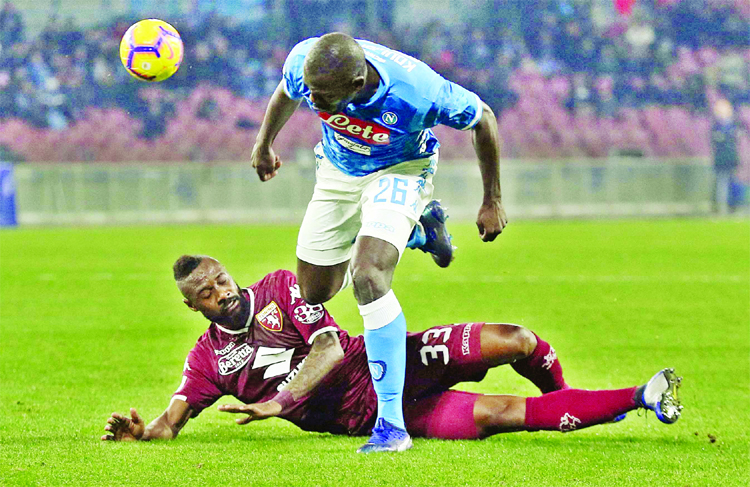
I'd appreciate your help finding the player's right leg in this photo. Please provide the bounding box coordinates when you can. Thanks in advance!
[351,233,411,453]
[296,259,350,304]
[635,368,683,424]
[354,211,420,453]
[472,388,639,437]
[295,145,364,304]
[406,200,455,268]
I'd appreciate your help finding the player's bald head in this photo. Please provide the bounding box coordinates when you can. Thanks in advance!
[304,32,366,87]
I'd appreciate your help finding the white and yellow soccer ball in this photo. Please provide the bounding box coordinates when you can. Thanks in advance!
[119,19,183,82]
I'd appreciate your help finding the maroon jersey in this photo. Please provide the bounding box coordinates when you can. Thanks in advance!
[173,270,490,436]
[173,270,377,435]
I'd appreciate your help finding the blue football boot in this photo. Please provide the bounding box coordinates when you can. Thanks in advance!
[639,368,683,424]
[408,200,455,268]
[356,418,413,454]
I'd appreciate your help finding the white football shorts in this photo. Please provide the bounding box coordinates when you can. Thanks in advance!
[296,143,438,266]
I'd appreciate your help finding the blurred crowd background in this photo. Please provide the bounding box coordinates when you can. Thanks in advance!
[0,0,748,196]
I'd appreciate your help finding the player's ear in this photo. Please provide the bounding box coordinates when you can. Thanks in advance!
[183,298,198,312]
[351,75,366,92]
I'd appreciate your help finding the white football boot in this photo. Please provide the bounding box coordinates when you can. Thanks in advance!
[640,368,683,424]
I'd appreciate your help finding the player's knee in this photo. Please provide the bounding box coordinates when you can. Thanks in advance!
[351,258,400,304]
[513,326,538,359]
[482,324,537,362]
[474,396,525,438]
[350,236,398,303]
[299,281,336,305]
[351,262,392,304]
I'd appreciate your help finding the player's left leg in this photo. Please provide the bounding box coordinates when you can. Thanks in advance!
[476,388,639,436]
[354,234,411,453]
[406,369,682,440]
[295,144,370,304]
[480,324,570,393]
[479,368,683,436]
[356,159,437,454]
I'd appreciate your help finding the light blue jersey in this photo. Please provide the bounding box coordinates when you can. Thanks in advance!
[282,38,483,177]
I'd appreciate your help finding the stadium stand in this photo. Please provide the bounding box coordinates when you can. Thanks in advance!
[0,0,747,186]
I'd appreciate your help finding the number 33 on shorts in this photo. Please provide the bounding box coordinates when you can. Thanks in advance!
[420,327,452,366]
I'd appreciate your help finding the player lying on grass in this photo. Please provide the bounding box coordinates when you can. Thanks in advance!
[102,255,683,448]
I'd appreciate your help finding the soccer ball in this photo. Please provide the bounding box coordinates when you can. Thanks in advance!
[119,19,183,82]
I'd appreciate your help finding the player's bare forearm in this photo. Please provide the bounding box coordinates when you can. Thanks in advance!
[283,331,344,401]
[141,414,178,440]
[103,400,192,442]
[471,101,508,240]
[143,400,192,440]
[252,81,301,181]
[472,101,502,204]
[218,332,344,424]
[255,81,302,149]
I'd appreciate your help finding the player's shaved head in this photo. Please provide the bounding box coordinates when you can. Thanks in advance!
[302,33,371,114]
[173,254,206,281]
[173,255,248,327]
[173,254,223,298]
[304,32,366,84]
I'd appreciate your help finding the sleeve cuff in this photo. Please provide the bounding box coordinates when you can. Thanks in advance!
[461,93,484,131]
[307,326,339,345]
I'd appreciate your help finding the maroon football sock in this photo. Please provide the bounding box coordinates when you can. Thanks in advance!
[525,387,638,432]
[511,333,569,393]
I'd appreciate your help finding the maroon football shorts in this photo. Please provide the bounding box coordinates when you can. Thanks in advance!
[402,322,489,439]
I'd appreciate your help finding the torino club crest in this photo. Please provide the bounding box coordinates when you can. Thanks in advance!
[256,302,283,332]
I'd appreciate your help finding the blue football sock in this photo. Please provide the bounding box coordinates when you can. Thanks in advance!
[405,224,426,249]
[359,291,407,430]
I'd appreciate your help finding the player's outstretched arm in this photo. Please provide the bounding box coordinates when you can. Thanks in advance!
[101,399,193,442]
[281,330,345,402]
[251,80,302,182]
[219,331,344,424]
[472,100,508,242]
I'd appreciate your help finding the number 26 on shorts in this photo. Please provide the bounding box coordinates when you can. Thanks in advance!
[372,176,422,212]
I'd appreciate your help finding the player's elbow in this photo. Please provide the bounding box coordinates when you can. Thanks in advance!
[315,331,345,364]
[480,100,495,120]
[474,101,497,132]
[329,338,345,364]
[330,344,345,365]
[322,342,345,371]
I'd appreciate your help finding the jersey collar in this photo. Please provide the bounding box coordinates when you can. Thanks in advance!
[214,287,255,335]
[351,43,389,109]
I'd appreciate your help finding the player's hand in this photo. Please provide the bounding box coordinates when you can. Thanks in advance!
[101,408,145,442]
[477,199,508,242]
[250,143,283,182]
[218,400,283,425]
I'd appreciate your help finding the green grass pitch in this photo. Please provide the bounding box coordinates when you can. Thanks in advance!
[1,218,748,486]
